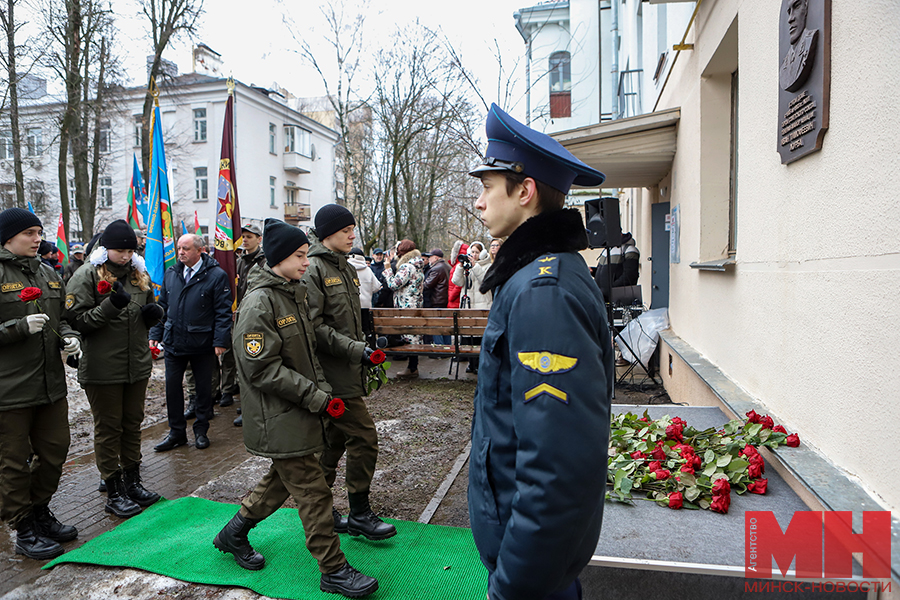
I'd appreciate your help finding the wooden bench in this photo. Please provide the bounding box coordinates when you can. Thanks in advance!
[362,308,490,378]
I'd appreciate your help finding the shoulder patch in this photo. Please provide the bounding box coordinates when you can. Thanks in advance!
[353,277,360,287]
[276,314,298,328]
[324,276,342,287]
[532,255,559,282]
[523,383,568,405]
[518,351,578,374]
[65,294,75,309]
[48,280,61,289]
[244,332,264,357]
[1,282,24,293]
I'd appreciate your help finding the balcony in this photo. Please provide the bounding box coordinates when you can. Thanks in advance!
[283,151,311,174]
[284,203,311,223]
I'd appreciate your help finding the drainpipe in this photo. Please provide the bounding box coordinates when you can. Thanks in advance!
[514,12,531,125]
[611,0,619,119]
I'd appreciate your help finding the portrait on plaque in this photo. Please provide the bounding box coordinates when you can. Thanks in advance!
[777,0,831,164]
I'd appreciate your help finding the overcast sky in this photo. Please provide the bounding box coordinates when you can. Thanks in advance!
[111,0,530,120]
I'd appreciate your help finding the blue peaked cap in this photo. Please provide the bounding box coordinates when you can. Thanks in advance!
[468,103,605,193]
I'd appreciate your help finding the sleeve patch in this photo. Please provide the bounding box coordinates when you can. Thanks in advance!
[48,281,61,289]
[523,383,568,404]
[65,294,75,309]
[517,351,578,374]
[244,332,264,356]
[1,282,24,293]
[276,314,298,328]
[532,255,559,282]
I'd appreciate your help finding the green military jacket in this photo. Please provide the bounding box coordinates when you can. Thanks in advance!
[236,247,266,306]
[66,259,154,386]
[303,233,366,398]
[0,247,78,411]
[233,265,332,459]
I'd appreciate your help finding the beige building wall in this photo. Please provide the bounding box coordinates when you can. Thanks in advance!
[652,0,900,512]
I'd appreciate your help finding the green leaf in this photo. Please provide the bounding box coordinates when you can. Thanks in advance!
[702,463,718,477]
[679,472,697,487]
[727,458,750,472]
[621,476,633,495]
[716,455,732,468]
[746,423,763,437]
[638,427,649,438]
[704,449,716,464]
[685,485,701,502]
[681,500,702,510]
[759,428,771,442]
[698,498,710,510]
[614,468,626,491]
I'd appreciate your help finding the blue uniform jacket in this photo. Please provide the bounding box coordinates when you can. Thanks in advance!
[468,210,613,600]
[149,253,233,355]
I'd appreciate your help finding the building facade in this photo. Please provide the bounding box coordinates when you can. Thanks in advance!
[0,68,338,244]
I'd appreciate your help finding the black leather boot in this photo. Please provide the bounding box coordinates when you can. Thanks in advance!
[32,504,77,542]
[333,508,348,533]
[123,466,161,507]
[347,493,396,540]
[104,472,142,518]
[213,512,265,570]
[14,514,64,560]
[320,562,378,597]
[233,414,242,427]
[184,395,196,420]
[219,393,234,407]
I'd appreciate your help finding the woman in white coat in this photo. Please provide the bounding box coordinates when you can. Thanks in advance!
[348,248,382,309]
[450,241,493,310]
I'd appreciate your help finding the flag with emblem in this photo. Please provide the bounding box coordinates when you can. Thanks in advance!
[55,213,68,266]
[145,89,177,295]
[193,210,202,234]
[214,79,242,310]
[126,155,146,229]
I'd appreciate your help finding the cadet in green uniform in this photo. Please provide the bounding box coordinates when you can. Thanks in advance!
[67,220,164,518]
[230,222,266,426]
[304,204,394,540]
[0,208,81,560]
[214,218,378,598]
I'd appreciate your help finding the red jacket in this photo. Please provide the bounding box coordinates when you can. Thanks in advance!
[447,243,468,308]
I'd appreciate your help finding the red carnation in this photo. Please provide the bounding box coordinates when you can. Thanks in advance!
[680,464,695,475]
[630,450,646,461]
[748,460,764,479]
[773,425,787,434]
[740,444,759,458]
[668,491,683,509]
[746,410,761,424]
[648,460,662,472]
[710,493,731,514]
[671,417,687,427]
[665,424,684,442]
[712,478,731,496]
[150,346,161,360]
[370,349,386,365]
[747,479,768,494]
[691,454,702,469]
[760,415,774,430]
[650,444,666,460]
[97,280,113,295]
[651,469,671,481]
[326,397,345,419]
[785,433,800,447]
[17,287,42,302]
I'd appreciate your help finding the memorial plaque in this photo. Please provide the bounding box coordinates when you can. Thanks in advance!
[777,0,830,164]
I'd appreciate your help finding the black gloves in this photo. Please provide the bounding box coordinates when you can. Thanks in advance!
[141,302,164,327]
[361,347,376,367]
[109,281,131,309]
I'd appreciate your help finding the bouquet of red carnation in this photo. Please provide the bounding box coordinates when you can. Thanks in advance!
[97,280,113,295]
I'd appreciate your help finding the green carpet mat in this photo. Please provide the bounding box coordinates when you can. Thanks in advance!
[45,497,487,599]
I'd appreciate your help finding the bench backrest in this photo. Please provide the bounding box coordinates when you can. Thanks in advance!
[367,308,490,337]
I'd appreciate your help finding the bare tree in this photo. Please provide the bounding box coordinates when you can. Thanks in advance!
[138,0,203,176]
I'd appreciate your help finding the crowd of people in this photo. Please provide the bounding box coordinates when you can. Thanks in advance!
[0,102,616,600]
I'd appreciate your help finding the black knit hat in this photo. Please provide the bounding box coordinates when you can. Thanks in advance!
[38,240,56,256]
[264,218,309,267]
[314,204,355,241]
[0,207,42,245]
[101,219,138,250]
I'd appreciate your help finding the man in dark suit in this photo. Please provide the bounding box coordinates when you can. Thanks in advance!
[150,234,232,451]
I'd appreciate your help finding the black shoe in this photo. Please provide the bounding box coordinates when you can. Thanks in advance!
[104,472,142,518]
[32,504,78,542]
[213,392,222,406]
[219,393,234,407]
[184,395,197,420]
[195,434,210,450]
[236,407,241,415]
[233,414,243,427]
[320,563,378,598]
[98,480,106,493]
[154,433,188,452]
[347,493,396,541]
[213,512,265,570]
[14,515,64,560]
[465,364,478,374]
[123,466,160,507]
[333,508,348,534]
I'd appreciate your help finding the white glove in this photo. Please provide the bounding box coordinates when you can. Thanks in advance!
[62,337,82,360]
[25,314,49,335]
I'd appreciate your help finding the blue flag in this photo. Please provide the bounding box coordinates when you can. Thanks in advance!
[181,219,189,237]
[145,105,176,295]
[26,201,35,214]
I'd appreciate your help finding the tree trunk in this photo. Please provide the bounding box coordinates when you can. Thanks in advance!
[5,0,24,207]
[58,0,82,243]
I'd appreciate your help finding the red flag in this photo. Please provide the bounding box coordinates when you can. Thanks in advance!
[194,210,202,234]
[213,88,241,309]
[55,213,68,266]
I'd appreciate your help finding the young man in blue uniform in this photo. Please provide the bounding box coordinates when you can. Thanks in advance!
[467,104,614,600]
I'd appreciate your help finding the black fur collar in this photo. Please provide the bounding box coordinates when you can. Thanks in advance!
[480,208,588,294]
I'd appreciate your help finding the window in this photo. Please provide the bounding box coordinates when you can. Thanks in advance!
[25,127,42,156]
[0,130,11,160]
[728,70,739,256]
[285,180,297,206]
[284,125,310,156]
[549,52,572,118]
[269,123,277,154]
[68,179,77,208]
[270,176,277,207]
[99,121,111,154]
[134,116,142,147]
[194,167,208,201]
[193,108,207,142]
[99,177,113,209]
[0,183,14,209]
[28,180,45,211]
